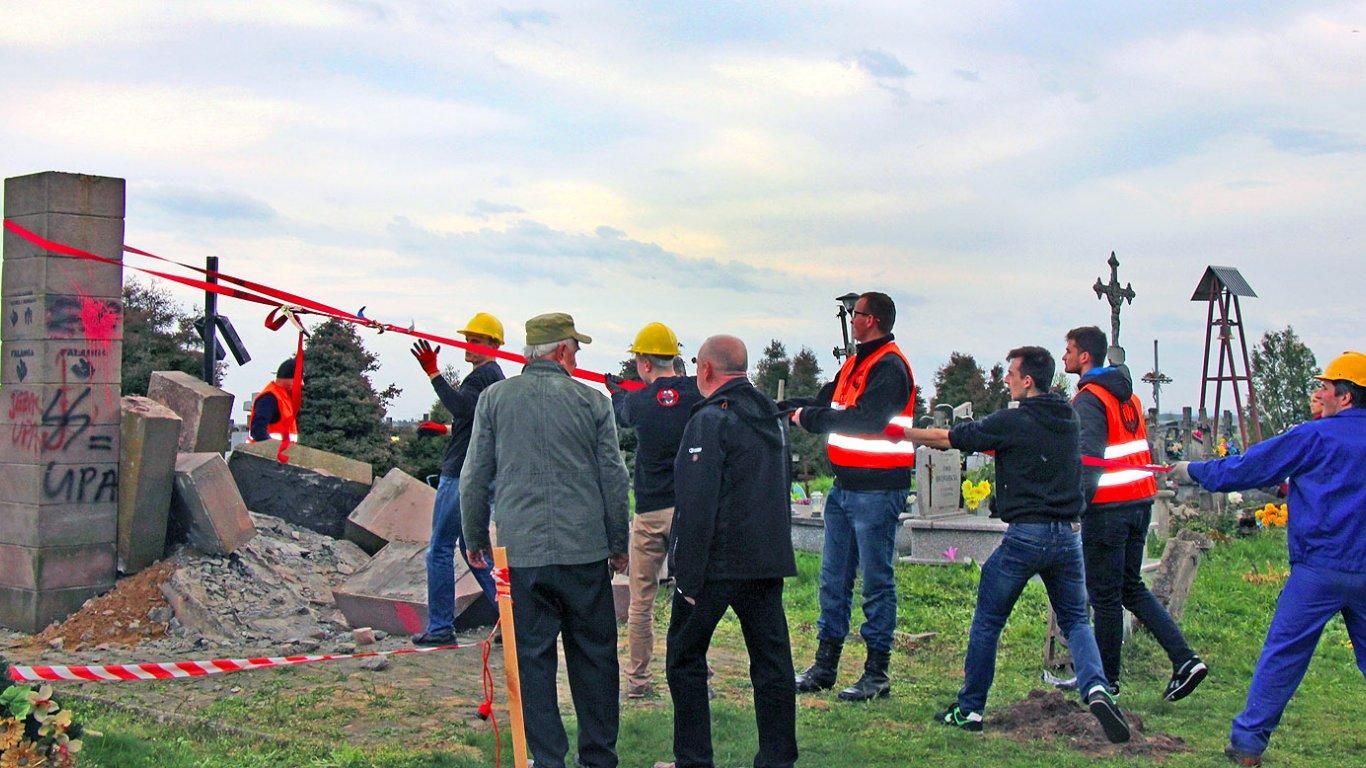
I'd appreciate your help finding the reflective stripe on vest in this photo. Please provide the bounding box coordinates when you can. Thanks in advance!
[1076,381,1157,504]
[826,342,917,470]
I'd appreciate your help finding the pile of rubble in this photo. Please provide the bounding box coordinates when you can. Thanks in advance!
[15,370,496,658]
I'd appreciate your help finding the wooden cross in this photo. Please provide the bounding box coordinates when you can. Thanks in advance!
[1141,339,1173,414]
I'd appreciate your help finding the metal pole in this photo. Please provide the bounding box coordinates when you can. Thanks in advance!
[203,255,219,385]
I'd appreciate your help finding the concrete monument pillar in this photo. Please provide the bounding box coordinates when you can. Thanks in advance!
[0,172,124,631]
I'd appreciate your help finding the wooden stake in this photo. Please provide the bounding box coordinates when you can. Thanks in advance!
[494,546,529,768]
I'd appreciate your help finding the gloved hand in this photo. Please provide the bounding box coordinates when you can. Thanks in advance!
[417,420,450,437]
[882,423,908,441]
[411,340,441,376]
[1169,461,1193,484]
[603,373,626,395]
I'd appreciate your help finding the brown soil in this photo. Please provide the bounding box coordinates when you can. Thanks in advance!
[991,689,1190,759]
[29,561,178,651]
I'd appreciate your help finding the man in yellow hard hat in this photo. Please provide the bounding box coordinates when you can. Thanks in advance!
[604,321,703,699]
[410,311,506,646]
[1172,351,1366,766]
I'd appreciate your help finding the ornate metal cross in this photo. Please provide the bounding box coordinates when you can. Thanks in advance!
[1093,251,1135,351]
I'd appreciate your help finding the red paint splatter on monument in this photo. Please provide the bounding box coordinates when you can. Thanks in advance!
[75,289,121,411]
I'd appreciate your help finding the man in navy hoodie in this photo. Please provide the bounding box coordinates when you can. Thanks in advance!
[900,345,1129,743]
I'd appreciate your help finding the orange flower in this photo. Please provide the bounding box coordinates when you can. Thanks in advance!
[0,718,23,750]
[0,739,47,767]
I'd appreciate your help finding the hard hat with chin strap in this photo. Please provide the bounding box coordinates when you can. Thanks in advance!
[1314,351,1366,388]
[458,312,505,346]
[629,322,681,357]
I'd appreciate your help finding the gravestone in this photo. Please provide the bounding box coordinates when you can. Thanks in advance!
[1,172,124,632]
[914,446,962,517]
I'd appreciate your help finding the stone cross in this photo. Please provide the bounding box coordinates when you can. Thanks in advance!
[1093,251,1135,365]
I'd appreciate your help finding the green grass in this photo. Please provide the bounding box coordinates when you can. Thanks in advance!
[68,529,1363,766]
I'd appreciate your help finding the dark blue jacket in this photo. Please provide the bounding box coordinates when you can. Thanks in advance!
[612,375,702,513]
[1191,408,1366,573]
[669,377,797,599]
[431,361,505,478]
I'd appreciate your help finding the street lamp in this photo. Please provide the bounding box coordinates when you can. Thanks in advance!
[833,292,860,362]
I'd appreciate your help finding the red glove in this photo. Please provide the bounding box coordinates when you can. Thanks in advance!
[411,340,441,376]
[882,423,908,441]
[418,420,450,437]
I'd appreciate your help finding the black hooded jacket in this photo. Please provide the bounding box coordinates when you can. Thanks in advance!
[1073,365,1146,510]
[669,377,798,599]
[948,392,1085,523]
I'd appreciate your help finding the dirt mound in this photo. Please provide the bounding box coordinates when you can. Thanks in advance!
[992,689,1190,759]
[30,560,177,651]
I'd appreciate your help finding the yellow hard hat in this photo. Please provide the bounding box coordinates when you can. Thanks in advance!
[629,322,680,357]
[458,312,505,346]
[1314,351,1366,387]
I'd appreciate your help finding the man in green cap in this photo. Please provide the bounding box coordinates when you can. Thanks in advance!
[462,312,631,768]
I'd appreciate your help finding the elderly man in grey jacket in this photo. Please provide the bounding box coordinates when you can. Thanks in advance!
[462,312,631,768]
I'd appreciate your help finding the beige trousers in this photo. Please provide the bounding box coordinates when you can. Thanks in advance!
[626,507,673,689]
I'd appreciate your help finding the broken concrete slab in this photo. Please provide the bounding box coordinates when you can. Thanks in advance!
[146,371,234,453]
[118,396,182,573]
[344,467,435,554]
[171,452,256,556]
[332,541,495,636]
[228,443,372,539]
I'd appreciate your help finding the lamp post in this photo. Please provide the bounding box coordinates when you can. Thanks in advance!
[833,292,859,362]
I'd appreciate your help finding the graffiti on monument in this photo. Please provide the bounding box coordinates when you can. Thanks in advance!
[42,461,118,503]
[47,294,120,340]
[7,386,104,453]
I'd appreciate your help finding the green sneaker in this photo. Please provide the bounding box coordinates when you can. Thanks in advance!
[935,702,983,732]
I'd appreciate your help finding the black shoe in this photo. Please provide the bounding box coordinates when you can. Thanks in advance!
[1165,656,1208,702]
[411,630,455,646]
[1086,686,1131,744]
[795,638,842,693]
[837,649,890,702]
[935,702,983,732]
[1224,744,1263,766]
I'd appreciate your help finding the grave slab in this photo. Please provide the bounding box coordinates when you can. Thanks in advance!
[344,467,436,554]
[171,452,256,556]
[228,443,372,539]
[118,396,182,573]
[146,371,234,453]
[232,439,372,484]
[332,541,494,635]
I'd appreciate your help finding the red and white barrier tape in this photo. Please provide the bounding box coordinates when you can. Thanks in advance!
[7,644,462,683]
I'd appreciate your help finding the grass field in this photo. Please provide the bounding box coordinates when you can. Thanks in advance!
[68,528,1363,767]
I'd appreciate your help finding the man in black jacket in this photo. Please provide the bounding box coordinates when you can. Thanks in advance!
[901,346,1129,743]
[660,335,798,768]
[1064,326,1205,700]
[409,313,506,646]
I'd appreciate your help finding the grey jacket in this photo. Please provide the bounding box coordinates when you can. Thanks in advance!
[460,359,630,568]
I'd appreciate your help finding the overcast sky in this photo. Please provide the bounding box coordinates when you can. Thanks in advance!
[3,1,1362,421]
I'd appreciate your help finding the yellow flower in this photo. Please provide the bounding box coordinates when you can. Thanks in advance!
[961,479,992,511]
[0,739,47,767]
[0,718,24,750]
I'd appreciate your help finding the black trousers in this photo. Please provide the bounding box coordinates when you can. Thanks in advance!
[511,560,620,768]
[665,577,797,768]
[1082,503,1195,684]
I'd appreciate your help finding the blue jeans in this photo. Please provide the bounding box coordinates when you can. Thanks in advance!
[424,474,497,634]
[1230,563,1366,756]
[959,521,1110,714]
[816,486,905,653]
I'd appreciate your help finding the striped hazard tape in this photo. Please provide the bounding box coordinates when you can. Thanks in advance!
[7,643,463,683]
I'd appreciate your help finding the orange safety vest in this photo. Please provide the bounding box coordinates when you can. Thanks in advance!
[1076,381,1157,504]
[826,341,917,470]
[248,380,300,444]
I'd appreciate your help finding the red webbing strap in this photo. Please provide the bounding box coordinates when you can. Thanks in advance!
[1081,455,1171,472]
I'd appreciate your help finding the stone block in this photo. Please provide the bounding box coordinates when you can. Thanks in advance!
[4,172,126,218]
[0,583,111,634]
[147,371,234,453]
[2,294,123,342]
[2,340,122,386]
[332,541,494,636]
[2,253,124,300]
[228,445,372,539]
[232,439,373,484]
[345,467,436,554]
[171,452,256,555]
[118,396,182,573]
[0,501,117,548]
[0,541,116,590]
[1,212,125,269]
[0,461,120,507]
